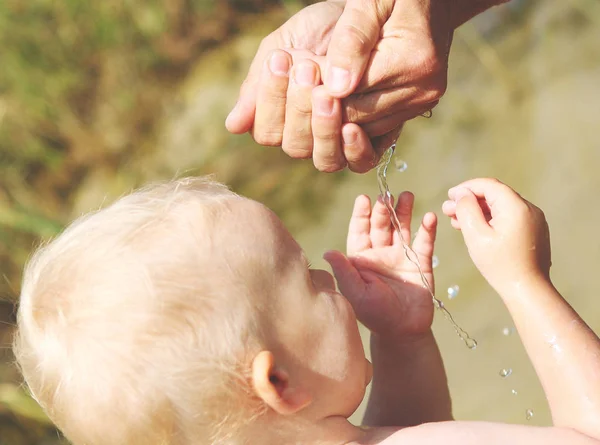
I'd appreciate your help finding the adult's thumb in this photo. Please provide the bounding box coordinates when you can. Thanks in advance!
[454,189,493,245]
[324,0,391,98]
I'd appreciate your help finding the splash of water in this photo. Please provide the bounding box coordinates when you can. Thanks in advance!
[447,285,460,299]
[376,145,478,349]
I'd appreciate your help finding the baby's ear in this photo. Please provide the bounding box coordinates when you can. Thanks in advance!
[251,350,312,415]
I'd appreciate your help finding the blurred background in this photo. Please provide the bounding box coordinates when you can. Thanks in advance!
[0,0,598,443]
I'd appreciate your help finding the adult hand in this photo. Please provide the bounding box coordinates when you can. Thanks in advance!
[226,0,507,172]
[226,0,450,172]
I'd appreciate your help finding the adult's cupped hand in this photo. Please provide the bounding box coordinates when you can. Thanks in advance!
[226,0,453,173]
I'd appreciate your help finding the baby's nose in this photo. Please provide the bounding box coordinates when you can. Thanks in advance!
[310,269,336,291]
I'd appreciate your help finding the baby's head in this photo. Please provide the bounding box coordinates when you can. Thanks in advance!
[14,177,371,445]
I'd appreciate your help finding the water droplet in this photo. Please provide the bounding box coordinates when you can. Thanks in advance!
[394,158,408,172]
[377,144,476,350]
[467,338,478,350]
[499,368,513,378]
[526,409,534,420]
[502,327,515,336]
[432,255,439,269]
[447,285,460,299]
[511,389,518,395]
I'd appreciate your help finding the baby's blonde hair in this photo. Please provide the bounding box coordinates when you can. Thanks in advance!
[14,177,269,445]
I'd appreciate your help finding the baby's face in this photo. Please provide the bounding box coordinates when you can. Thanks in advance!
[226,198,370,418]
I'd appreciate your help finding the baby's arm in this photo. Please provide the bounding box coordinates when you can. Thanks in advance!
[366,178,600,445]
[503,277,600,435]
[363,330,451,427]
[443,179,600,437]
[326,192,451,426]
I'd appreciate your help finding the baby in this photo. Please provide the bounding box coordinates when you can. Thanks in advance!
[14,177,600,445]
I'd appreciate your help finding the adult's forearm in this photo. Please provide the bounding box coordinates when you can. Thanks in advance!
[451,0,511,29]
[363,331,452,427]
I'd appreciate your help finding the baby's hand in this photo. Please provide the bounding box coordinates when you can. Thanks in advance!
[442,178,552,294]
[325,192,437,339]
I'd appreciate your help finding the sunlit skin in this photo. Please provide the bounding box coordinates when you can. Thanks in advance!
[16,177,600,445]
[240,199,372,424]
[247,178,600,444]
[241,192,451,443]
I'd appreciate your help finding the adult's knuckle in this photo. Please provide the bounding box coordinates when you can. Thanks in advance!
[313,130,340,143]
[348,161,372,174]
[346,150,375,173]
[253,130,283,147]
[336,22,373,57]
[424,76,448,103]
[283,147,312,160]
[258,33,276,53]
[282,139,313,159]
[288,100,312,118]
[316,159,346,173]
[264,86,288,102]
[409,43,444,79]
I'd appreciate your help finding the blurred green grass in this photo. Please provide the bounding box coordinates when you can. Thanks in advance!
[0,1,330,443]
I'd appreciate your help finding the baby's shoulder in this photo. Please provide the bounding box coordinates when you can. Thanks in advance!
[346,426,405,445]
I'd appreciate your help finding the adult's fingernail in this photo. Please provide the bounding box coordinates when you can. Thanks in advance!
[294,62,317,86]
[315,94,335,115]
[342,126,357,145]
[269,51,290,76]
[326,66,351,94]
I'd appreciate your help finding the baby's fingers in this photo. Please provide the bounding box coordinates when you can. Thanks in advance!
[443,200,463,229]
[442,199,457,218]
[412,212,437,266]
[448,178,516,218]
[449,217,461,230]
[444,197,491,223]
[393,191,413,245]
[370,196,394,248]
[454,189,493,242]
[347,195,372,255]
